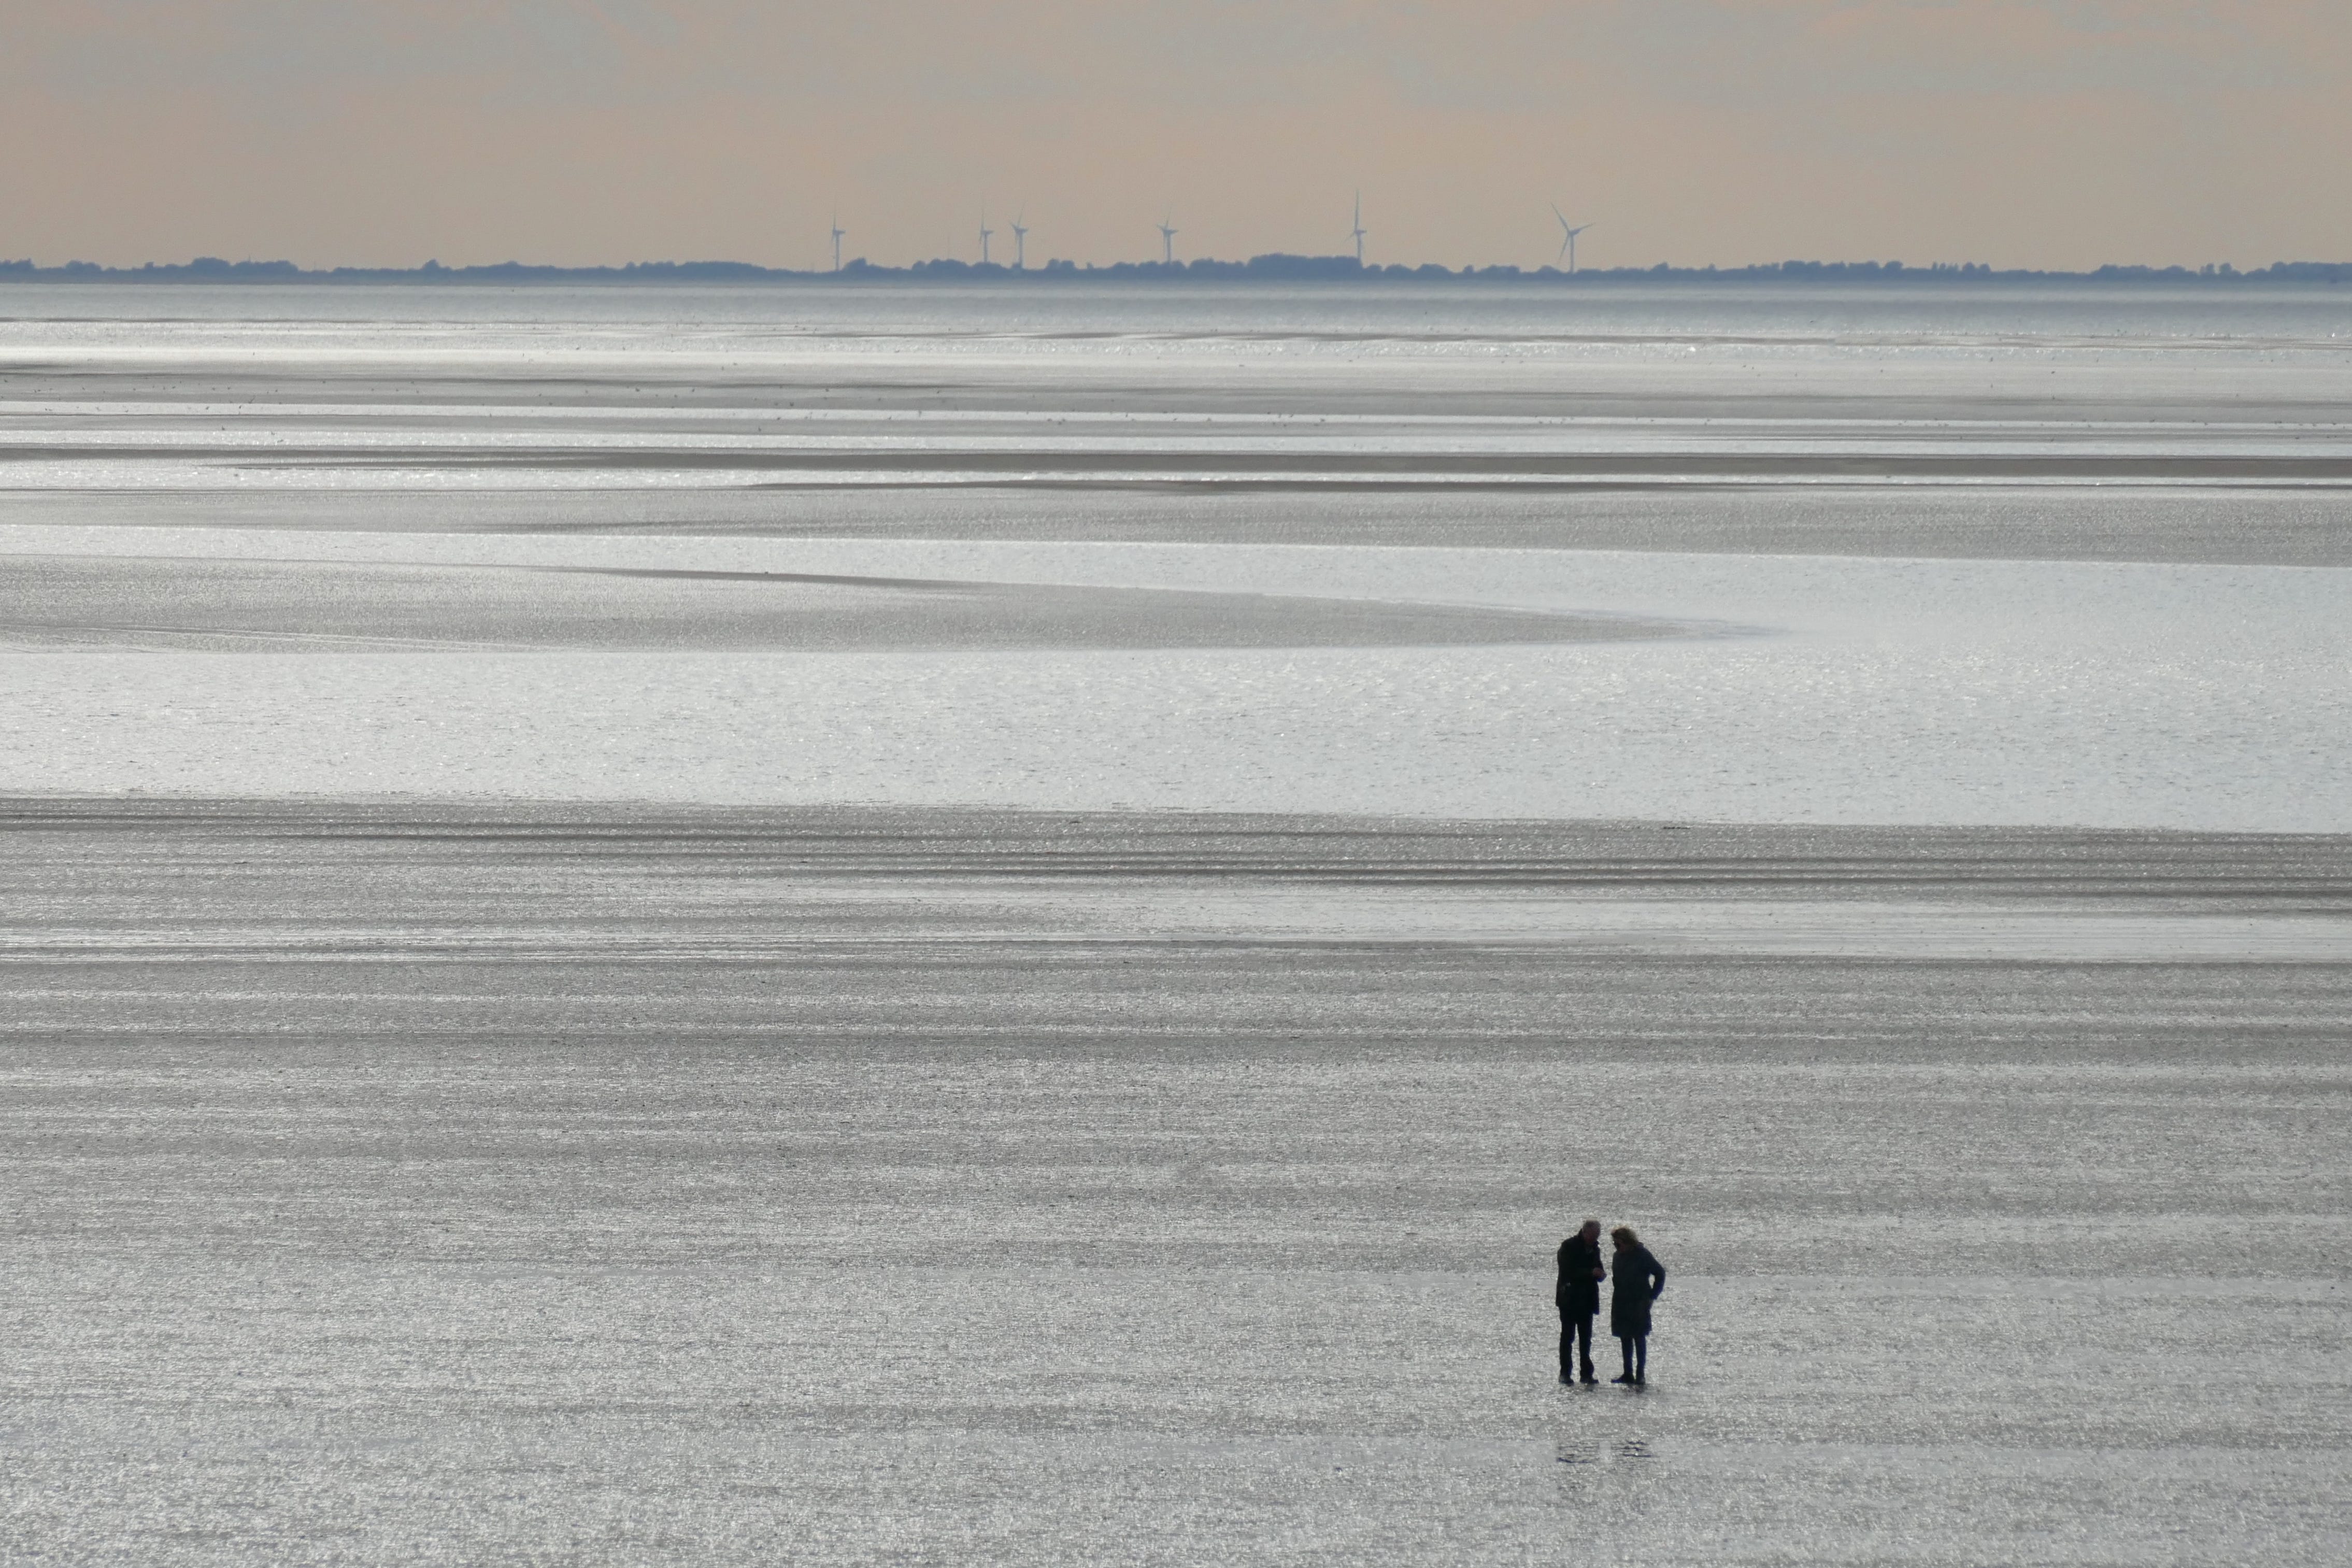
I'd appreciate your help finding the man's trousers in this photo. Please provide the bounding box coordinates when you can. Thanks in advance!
[1559,1311,1594,1379]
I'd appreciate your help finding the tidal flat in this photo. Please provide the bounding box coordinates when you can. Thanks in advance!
[4,801,2348,1564]
[2,281,2348,1563]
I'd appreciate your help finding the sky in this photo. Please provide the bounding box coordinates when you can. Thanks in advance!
[4,1,2348,272]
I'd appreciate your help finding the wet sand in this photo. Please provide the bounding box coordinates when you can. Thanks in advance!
[0,553,1672,654]
[14,485,2352,566]
[4,283,2349,1563]
[4,801,2349,1563]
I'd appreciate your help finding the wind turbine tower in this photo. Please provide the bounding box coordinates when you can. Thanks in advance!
[1010,213,1029,270]
[1158,218,1178,266]
[1351,192,1367,264]
[1551,207,1593,275]
[830,213,845,273]
[979,209,995,265]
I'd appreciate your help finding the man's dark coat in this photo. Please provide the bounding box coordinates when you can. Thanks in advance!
[1556,1234,1605,1316]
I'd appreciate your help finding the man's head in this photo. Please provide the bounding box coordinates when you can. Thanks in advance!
[1578,1218,1601,1242]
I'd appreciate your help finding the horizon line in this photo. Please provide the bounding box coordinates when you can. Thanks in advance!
[5,255,2348,286]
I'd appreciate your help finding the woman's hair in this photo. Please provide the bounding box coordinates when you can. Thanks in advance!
[1609,1225,1640,1246]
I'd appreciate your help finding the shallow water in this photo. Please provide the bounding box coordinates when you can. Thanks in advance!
[5,281,2349,829]
[2,535,2343,828]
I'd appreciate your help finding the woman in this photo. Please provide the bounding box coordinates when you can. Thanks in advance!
[1608,1225,1666,1387]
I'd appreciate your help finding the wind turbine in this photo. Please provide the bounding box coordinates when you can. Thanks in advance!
[1551,206,1593,274]
[979,208,995,265]
[1010,212,1029,270]
[1158,218,1178,265]
[830,212,845,273]
[1351,191,1367,264]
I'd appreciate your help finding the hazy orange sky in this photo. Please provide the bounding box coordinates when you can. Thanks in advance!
[5,1,2348,272]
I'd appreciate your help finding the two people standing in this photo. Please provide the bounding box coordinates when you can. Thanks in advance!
[1555,1220,1666,1387]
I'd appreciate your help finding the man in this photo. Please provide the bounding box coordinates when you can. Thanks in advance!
[1555,1218,1605,1385]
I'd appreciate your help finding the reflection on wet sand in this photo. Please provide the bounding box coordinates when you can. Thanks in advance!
[3,800,2346,1560]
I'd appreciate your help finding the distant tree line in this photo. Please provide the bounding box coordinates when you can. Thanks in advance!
[2,254,2347,284]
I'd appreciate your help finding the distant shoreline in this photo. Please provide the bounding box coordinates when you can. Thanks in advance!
[5,255,2349,286]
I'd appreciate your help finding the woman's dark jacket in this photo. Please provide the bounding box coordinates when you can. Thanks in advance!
[1609,1245,1665,1337]
[1556,1235,1605,1315]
